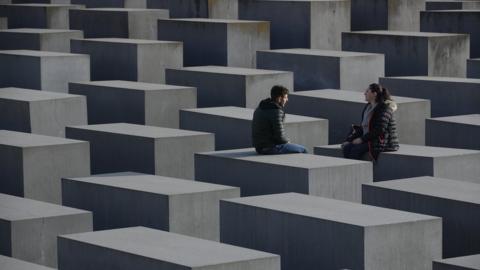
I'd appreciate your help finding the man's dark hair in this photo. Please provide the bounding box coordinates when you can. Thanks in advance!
[270,85,289,99]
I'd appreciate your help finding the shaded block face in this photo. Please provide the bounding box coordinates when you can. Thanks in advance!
[287,90,430,145]
[427,114,480,150]
[220,193,441,270]
[71,38,182,83]
[257,49,384,91]
[314,144,480,182]
[0,255,55,270]
[62,172,240,240]
[342,31,469,77]
[0,193,92,267]
[3,4,81,29]
[195,149,372,202]
[69,8,169,39]
[426,1,480,10]
[0,50,90,93]
[166,66,292,108]
[0,28,83,52]
[58,227,280,270]
[0,87,87,137]
[0,130,90,203]
[380,77,480,117]
[69,81,196,128]
[468,59,480,79]
[158,19,269,68]
[66,123,214,179]
[147,0,208,17]
[434,254,480,270]
[363,177,480,258]
[180,106,328,151]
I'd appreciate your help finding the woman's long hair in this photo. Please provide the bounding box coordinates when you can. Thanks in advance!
[369,83,392,103]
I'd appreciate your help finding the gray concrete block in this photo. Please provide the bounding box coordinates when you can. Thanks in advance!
[69,8,169,39]
[363,176,480,258]
[69,80,195,128]
[1,3,82,29]
[238,0,349,50]
[220,192,442,270]
[66,123,214,179]
[70,0,122,7]
[0,50,90,93]
[70,38,182,83]
[342,31,470,77]
[165,65,292,108]
[257,49,384,91]
[0,255,55,270]
[0,87,87,137]
[468,58,480,79]
[62,172,239,240]
[0,193,92,267]
[195,148,372,202]
[208,0,238,19]
[426,0,480,10]
[58,227,280,270]
[147,0,208,17]
[287,89,430,145]
[0,28,83,52]
[434,255,480,270]
[0,130,90,203]
[157,18,269,68]
[180,106,328,151]
[0,17,7,29]
[314,144,480,182]
[421,10,480,58]
[351,0,426,31]
[427,114,480,150]
[380,76,480,117]
[13,0,72,3]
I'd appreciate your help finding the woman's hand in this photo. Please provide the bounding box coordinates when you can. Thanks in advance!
[352,138,363,145]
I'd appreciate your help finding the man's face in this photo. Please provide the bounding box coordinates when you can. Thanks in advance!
[276,94,288,107]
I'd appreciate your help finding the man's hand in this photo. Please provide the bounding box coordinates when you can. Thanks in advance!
[352,138,363,145]
[341,141,350,148]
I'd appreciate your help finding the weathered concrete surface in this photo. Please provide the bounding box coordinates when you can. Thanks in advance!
[13,0,72,3]
[314,144,480,182]
[71,38,182,83]
[1,3,82,29]
[0,130,90,203]
[434,254,480,270]
[0,50,90,93]
[0,17,6,29]
[180,106,328,151]
[221,192,442,270]
[427,114,480,150]
[426,0,480,10]
[70,0,122,7]
[58,227,281,270]
[69,80,195,128]
[363,176,480,258]
[342,31,469,77]
[0,255,55,270]
[66,123,214,179]
[0,87,87,137]
[468,58,480,78]
[69,8,169,39]
[0,28,83,52]
[157,18,270,68]
[287,89,430,144]
[380,76,480,117]
[195,148,372,202]
[147,0,209,17]
[0,193,92,267]
[208,0,238,19]
[165,65,292,108]
[256,49,384,91]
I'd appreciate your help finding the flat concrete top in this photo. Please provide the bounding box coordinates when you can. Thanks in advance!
[60,227,278,267]
[384,76,480,84]
[75,38,180,45]
[71,80,192,91]
[163,18,269,24]
[0,193,89,221]
[0,255,55,270]
[65,172,237,195]
[0,87,82,101]
[429,114,480,125]
[223,193,439,226]
[87,8,167,12]
[0,49,85,57]
[470,58,480,61]
[183,106,324,123]
[435,254,480,269]
[259,48,381,57]
[347,30,464,37]
[68,123,212,139]
[0,130,86,148]
[0,28,81,34]
[317,144,480,157]
[290,89,427,104]
[171,65,289,76]
[364,176,480,204]
[4,3,80,8]
[198,148,369,169]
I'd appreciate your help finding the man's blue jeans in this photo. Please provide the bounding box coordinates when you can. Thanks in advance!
[258,143,308,155]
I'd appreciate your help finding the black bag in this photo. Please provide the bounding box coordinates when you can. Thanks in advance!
[345,124,363,142]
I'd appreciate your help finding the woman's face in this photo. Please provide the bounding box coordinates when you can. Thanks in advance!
[364,88,377,103]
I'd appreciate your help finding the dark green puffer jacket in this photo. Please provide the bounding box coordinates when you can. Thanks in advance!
[252,98,289,151]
